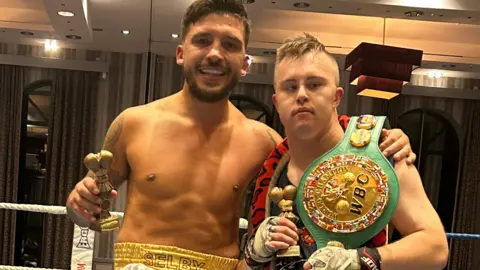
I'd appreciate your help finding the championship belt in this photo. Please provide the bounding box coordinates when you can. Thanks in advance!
[296,115,399,249]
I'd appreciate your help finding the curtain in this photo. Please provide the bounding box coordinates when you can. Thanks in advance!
[449,100,480,270]
[0,64,24,265]
[42,69,99,269]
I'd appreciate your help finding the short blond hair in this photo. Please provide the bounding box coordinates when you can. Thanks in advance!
[276,33,339,86]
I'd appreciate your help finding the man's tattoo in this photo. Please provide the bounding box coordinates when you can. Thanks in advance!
[103,114,124,152]
[101,114,127,187]
[267,129,277,146]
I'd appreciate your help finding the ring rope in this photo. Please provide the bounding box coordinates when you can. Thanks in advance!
[446,233,480,239]
[0,203,248,228]
[0,267,65,270]
[0,203,478,270]
[0,202,124,217]
[0,203,478,238]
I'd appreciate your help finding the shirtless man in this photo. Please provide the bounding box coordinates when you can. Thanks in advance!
[66,1,416,269]
[243,34,449,270]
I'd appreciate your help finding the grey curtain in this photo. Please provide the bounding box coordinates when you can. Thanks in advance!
[42,69,99,269]
[0,64,24,265]
[449,100,480,270]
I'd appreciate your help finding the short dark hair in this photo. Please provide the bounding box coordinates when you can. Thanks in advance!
[181,0,252,47]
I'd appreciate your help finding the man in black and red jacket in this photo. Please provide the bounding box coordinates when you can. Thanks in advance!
[242,34,448,270]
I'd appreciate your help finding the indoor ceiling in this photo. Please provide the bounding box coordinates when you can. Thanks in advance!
[1,0,480,76]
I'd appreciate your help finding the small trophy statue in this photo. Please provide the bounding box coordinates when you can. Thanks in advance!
[83,150,120,232]
[269,185,301,257]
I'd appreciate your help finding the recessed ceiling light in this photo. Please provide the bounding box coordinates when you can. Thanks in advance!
[21,31,34,36]
[122,30,130,35]
[405,11,424,17]
[293,2,310,8]
[58,11,75,17]
[66,34,81,40]
[242,0,255,3]
[171,33,179,38]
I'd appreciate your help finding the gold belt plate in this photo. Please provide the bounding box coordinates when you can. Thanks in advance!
[302,154,389,233]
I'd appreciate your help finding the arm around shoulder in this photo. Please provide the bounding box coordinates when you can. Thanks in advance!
[377,161,449,270]
[248,119,283,152]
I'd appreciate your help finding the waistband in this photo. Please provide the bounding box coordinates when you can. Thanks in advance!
[114,242,239,270]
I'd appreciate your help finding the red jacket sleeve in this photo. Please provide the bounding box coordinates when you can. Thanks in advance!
[338,115,351,131]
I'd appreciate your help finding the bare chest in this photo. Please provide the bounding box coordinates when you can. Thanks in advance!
[125,122,263,204]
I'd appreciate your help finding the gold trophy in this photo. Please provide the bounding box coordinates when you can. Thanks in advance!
[83,150,120,232]
[269,185,301,257]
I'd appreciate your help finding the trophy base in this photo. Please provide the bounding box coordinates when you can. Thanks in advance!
[277,245,301,258]
[89,215,120,232]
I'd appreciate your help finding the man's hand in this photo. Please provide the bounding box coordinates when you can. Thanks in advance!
[379,128,416,165]
[66,176,118,224]
[303,246,360,270]
[251,216,300,261]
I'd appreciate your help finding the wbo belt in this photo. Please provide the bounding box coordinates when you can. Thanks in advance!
[296,115,400,249]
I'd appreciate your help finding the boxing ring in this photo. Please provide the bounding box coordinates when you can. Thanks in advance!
[0,202,478,270]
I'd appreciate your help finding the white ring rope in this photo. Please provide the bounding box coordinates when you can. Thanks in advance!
[0,202,249,270]
[0,202,248,228]
[0,267,65,270]
[0,203,124,217]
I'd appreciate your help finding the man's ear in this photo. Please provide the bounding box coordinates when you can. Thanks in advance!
[241,55,250,76]
[176,45,184,66]
[334,87,344,108]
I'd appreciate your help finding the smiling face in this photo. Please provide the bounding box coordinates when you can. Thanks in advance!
[273,51,343,140]
[176,13,249,103]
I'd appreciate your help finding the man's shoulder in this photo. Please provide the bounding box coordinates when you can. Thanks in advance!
[120,98,173,124]
[244,119,284,150]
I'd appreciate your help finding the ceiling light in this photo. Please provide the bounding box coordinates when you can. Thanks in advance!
[58,11,75,17]
[21,31,34,36]
[66,34,81,40]
[122,30,130,35]
[171,33,179,39]
[345,42,423,100]
[404,11,424,17]
[241,0,255,3]
[45,40,58,51]
[293,2,310,8]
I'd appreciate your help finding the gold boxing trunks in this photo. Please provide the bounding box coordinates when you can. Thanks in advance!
[114,242,239,270]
